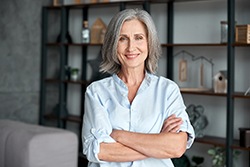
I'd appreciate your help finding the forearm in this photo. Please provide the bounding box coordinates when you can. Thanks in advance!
[98,141,148,162]
[112,130,187,159]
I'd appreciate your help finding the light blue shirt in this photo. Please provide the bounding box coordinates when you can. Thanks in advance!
[82,72,195,167]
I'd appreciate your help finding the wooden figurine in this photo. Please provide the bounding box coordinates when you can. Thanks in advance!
[90,18,107,44]
[179,58,187,82]
[213,71,227,93]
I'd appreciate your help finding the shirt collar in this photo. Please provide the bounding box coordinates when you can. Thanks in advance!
[112,71,152,91]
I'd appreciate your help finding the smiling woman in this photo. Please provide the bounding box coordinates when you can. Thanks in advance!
[82,8,195,167]
[117,19,148,77]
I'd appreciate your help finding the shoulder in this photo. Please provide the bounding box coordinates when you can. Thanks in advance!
[149,73,180,90]
[86,76,114,93]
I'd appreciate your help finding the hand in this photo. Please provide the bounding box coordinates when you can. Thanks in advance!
[161,114,182,133]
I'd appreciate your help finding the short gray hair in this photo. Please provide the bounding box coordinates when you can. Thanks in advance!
[100,8,162,74]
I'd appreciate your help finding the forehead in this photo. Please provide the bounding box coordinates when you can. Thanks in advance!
[120,19,147,34]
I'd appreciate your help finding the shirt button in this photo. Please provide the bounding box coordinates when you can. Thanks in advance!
[91,128,96,133]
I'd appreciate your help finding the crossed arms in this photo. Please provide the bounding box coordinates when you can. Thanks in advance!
[98,114,188,162]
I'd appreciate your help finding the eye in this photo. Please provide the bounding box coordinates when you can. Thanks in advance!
[135,35,144,40]
[119,36,128,42]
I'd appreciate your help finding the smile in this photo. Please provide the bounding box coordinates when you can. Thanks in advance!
[125,54,139,59]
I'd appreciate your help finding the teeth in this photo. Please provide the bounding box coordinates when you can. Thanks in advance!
[126,54,138,58]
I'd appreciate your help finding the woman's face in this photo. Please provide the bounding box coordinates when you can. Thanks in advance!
[117,19,148,71]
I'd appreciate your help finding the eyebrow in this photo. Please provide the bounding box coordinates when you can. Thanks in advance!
[119,33,146,37]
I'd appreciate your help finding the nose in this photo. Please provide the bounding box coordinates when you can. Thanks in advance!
[127,39,135,52]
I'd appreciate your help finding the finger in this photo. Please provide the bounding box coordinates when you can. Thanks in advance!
[161,119,183,132]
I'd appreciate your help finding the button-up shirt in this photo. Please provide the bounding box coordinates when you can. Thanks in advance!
[82,72,195,167]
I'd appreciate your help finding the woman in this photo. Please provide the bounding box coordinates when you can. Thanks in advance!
[82,8,195,167]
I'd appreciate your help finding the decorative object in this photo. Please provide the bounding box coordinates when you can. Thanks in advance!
[207,146,240,167]
[82,20,90,43]
[220,21,228,43]
[99,0,110,2]
[90,18,107,44]
[186,104,208,138]
[70,68,80,81]
[239,128,250,147]
[63,0,82,5]
[83,0,98,3]
[235,24,250,44]
[244,87,250,95]
[213,70,227,93]
[179,58,188,82]
[53,0,63,6]
[174,50,214,90]
[208,146,225,167]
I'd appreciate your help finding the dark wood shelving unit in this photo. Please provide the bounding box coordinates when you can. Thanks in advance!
[162,43,227,47]
[46,42,102,46]
[40,1,249,167]
[45,78,89,85]
[181,89,227,97]
[233,43,250,47]
[44,113,82,123]
[181,90,250,99]
[62,115,82,123]
[233,92,250,99]
[196,136,250,151]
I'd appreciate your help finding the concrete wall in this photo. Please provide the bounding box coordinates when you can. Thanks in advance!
[0,0,50,123]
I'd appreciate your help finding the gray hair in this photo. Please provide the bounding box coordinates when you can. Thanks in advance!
[100,8,162,74]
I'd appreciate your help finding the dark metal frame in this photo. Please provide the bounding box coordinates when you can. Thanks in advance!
[40,1,248,166]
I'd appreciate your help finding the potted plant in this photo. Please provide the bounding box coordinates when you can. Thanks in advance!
[207,146,240,167]
[70,68,79,81]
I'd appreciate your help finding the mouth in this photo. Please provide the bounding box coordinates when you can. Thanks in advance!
[125,53,139,59]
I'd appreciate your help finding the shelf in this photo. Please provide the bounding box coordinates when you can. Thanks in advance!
[46,0,219,9]
[180,89,250,99]
[63,80,89,85]
[46,42,102,46]
[195,135,226,147]
[47,42,250,47]
[233,92,250,99]
[45,79,89,85]
[233,43,250,47]
[44,113,82,123]
[47,42,229,47]
[162,43,227,47]
[62,115,82,123]
[195,135,250,151]
[40,1,250,166]
[44,79,61,83]
[181,89,227,97]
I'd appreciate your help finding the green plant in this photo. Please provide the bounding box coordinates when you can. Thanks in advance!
[71,68,79,75]
[207,146,241,167]
[70,68,79,81]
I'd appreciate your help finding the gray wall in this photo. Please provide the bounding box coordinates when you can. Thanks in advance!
[0,0,50,124]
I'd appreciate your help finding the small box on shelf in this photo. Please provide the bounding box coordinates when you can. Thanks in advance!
[239,128,250,148]
[235,24,250,44]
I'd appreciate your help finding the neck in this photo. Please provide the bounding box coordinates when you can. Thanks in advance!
[118,69,145,87]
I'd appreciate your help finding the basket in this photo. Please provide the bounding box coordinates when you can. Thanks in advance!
[235,24,250,44]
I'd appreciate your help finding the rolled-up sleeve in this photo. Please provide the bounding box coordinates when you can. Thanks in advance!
[82,86,115,163]
[165,81,195,149]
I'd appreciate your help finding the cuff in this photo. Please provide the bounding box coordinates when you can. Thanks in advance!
[83,128,115,163]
